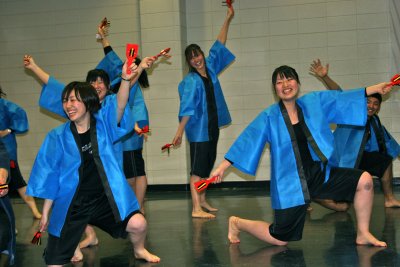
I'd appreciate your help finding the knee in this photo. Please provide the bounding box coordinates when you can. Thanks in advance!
[358,172,374,192]
[126,213,147,233]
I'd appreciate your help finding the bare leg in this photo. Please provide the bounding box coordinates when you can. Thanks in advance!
[128,175,148,214]
[200,191,218,212]
[17,186,42,219]
[79,225,98,249]
[380,163,400,208]
[228,216,287,246]
[354,172,387,247]
[190,175,215,218]
[314,199,350,212]
[126,213,160,263]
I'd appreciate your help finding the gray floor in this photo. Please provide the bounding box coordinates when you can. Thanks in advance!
[8,186,400,267]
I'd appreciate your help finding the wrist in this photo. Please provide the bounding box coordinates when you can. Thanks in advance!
[120,76,130,82]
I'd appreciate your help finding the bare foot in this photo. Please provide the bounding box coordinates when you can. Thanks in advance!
[384,199,400,208]
[71,247,83,262]
[228,216,241,244]
[79,236,99,249]
[134,249,160,263]
[201,201,218,212]
[192,210,216,219]
[356,232,387,247]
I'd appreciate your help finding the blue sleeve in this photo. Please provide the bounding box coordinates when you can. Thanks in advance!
[130,82,148,124]
[225,111,270,176]
[3,100,28,133]
[206,40,235,75]
[39,76,67,118]
[178,75,198,118]
[96,50,123,82]
[383,126,400,158]
[27,131,61,200]
[317,88,367,126]
[101,95,134,142]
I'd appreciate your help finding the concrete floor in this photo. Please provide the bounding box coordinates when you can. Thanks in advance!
[6,186,400,267]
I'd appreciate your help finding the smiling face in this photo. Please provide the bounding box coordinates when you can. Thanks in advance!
[185,44,206,74]
[274,74,300,102]
[189,52,205,72]
[86,69,110,102]
[272,66,301,102]
[89,77,108,102]
[62,89,90,125]
[367,96,381,117]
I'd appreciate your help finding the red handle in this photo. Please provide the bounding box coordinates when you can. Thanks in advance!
[126,44,139,75]
[391,73,400,86]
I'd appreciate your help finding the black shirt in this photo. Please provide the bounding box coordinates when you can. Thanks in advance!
[77,129,104,196]
[199,73,219,140]
[293,122,314,167]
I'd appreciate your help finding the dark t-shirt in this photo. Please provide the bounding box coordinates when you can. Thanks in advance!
[77,129,104,196]
[293,122,314,167]
[199,73,219,140]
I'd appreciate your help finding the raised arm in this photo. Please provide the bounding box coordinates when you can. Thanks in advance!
[217,5,235,45]
[366,82,392,96]
[97,20,111,48]
[309,59,341,90]
[116,57,154,123]
[23,55,50,85]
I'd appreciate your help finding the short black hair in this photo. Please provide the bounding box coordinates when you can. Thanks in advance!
[368,93,382,103]
[272,65,300,86]
[62,82,100,114]
[86,69,110,88]
[184,44,205,73]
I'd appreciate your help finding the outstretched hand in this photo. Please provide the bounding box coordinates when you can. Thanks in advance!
[23,55,36,70]
[366,82,392,96]
[310,59,329,78]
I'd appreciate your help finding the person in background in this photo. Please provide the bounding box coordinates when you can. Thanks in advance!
[96,21,150,215]
[309,59,400,210]
[172,5,235,219]
[0,139,16,266]
[0,85,42,219]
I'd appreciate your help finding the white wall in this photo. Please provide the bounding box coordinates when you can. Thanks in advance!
[0,0,398,184]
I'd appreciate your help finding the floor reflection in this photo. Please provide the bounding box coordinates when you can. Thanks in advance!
[8,188,400,267]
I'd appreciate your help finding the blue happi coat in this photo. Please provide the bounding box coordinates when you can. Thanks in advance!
[96,50,148,150]
[0,139,15,265]
[334,115,400,168]
[178,40,235,142]
[27,96,139,237]
[0,99,29,160]
[225,89,367,210]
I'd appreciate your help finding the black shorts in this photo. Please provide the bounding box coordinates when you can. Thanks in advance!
[359,151,392,178]
[123,149,146,178]
[8,160,27,190]
[190,132,219,178]
[44,193,140,265]
[269,163,362,241]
